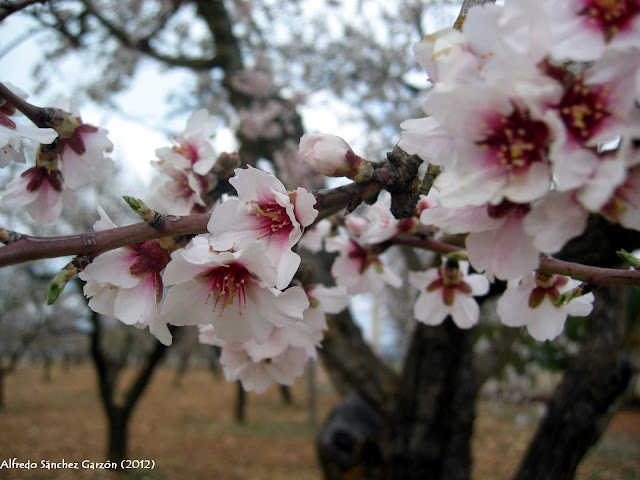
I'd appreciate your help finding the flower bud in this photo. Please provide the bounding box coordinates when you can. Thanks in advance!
[298,133,374,181]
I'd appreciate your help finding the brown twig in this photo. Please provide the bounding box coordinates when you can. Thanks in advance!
[0,81,50,127]
[0,214,211,267]
[390,233,640,287]
[454,0,497,31]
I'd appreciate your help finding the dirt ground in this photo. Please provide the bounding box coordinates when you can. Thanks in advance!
[0,364,638,480]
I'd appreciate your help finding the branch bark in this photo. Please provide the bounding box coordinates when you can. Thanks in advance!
[514,286,632,480]
[320,309,398,416]
[385,320,478,480]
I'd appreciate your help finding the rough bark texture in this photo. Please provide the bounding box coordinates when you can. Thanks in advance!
[385,320,477,480]
[320,309,397,416]
[514,286,632,480]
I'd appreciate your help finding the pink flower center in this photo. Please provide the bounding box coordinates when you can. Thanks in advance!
[22,166,64,192]
[203,264,253,316]
[251,200,293,240]
[476,104,550,174]
[127,241,171,303]
[426,260,472,306]
[62,124,98,155]
[579,0,640,41]
[528,272,569,308]
[174,140,200,166]
[558,78,610,142]
[129,241,171,277]
[600,167,640,221]
[487,199,531,219]
[347,241,383,274]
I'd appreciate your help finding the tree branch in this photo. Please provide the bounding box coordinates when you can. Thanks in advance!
[78,0,224,70]
[122,327,177,416]
[454,0,496,31]
[390,233,640,287]
[0,213,211,267]
[2,200,640,289]
[0,0,47,22]
[0,81,52,128]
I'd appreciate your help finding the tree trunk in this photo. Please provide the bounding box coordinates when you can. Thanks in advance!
[41,355,52,384]
[172,349,191,388]
[514,286,632,480]
[384,319,477,480]
[107,406,129,465]
[280,385,293,405]
[89,310,176,465]
[307,360,318,427]
[0,368,6,411]
[235,381,247,423]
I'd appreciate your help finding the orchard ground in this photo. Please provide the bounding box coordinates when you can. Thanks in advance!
[0,363,639,480]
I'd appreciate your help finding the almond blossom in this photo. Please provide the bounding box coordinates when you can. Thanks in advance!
[148,109,218,215]
[78,206,173,345]
[147,167,211,215]
[419,195,540,281]
[497,271,594,341]
[425,84,558,208]
[464,201,541,281]
[325,227,402,294]
[345,190,399,245]
[303,284,349,347]
[161,236,309,344]
[155,109,218,176]
[218,342,309,394]
[196,284,341,392]
[198,321,314,394]
[298,218,333,253]
[298,133,374,181]
[207,166,318,289]
[409,258,489,329]
[57,121,113,190]
[542,0,640,62]
[0,82,57,167]
[399,0,640,280]
[0,119,57,168]
[1,161,66,224]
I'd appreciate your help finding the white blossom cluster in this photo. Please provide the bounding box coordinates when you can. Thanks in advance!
[395,0,639,340]
[297,0,640,342]
[4,0,639,394]
[0,85,113,223]
[78,110,347,392]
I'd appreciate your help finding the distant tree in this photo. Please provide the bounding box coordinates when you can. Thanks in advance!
[89,309,177,464]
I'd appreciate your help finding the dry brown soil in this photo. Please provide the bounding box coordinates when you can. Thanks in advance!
[0,364,638,480]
